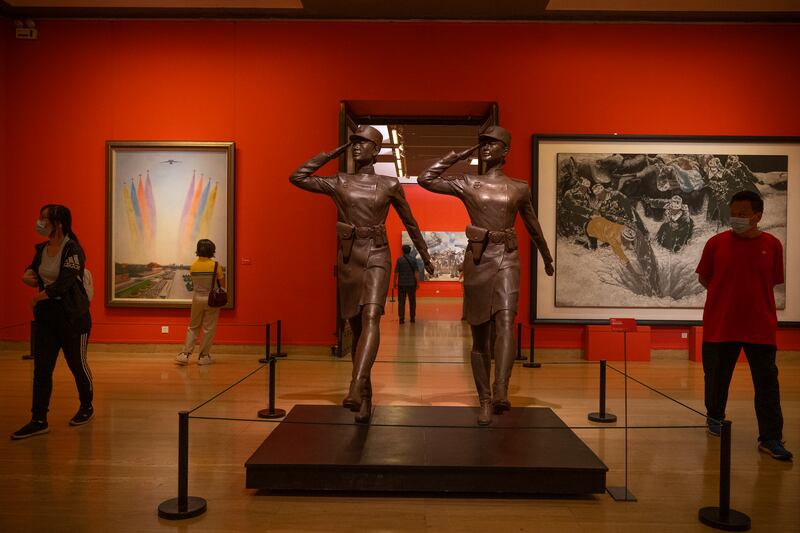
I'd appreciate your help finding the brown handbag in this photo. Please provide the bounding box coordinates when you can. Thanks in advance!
[207,261,228,308]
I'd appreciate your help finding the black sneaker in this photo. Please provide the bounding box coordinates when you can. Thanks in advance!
[758,440,793,461]
[69,406,94,426]
[11,419,49,440]
[707,417,721,437]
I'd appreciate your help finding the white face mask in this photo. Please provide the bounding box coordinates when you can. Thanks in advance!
[730,216,752,234]
[35,219,51,237]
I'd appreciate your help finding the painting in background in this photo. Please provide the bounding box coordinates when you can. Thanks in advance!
[402,231,467,281]
[106,142,235,308]
[555,151,787,309]
[533,135,799,323]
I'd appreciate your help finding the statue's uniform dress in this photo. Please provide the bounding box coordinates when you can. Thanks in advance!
[291,155,430,319]
[418,155,552,325]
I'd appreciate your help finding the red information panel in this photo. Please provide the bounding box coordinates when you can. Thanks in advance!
[609,318,637,332]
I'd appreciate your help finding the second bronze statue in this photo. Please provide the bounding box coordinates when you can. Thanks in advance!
[290,125,434,423]
[419,126,555,426]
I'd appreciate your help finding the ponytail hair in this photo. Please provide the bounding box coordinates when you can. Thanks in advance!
[41,204,79,243]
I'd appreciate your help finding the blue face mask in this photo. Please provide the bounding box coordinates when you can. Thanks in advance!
[35,219,51,237]
[730,216,752,234]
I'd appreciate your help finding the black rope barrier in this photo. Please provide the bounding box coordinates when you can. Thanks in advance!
[168,338,745,525]
[257,354,286,419]
[698,420,751,531]
[186,415,708,431]
[0,321,36,360]
[157,411,207,520]
[23,321,36,360]
[272,355,600,366]
[258,323,271,364]
[273,319,287,358]
[604,330,636,502]
[90,321,274,327]
[522,324,541,368]
[605,362,709,419]
[588,360,617,423]
[187,363,266,415]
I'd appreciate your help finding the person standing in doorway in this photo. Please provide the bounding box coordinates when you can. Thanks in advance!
[12,204,93,440]
[696,190,792,461]
[395,244,421,324]
[176,239,225,366]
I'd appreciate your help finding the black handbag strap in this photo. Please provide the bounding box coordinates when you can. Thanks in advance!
[212,261,219,289]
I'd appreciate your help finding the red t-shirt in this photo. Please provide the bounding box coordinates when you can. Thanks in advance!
[696,231,784,345]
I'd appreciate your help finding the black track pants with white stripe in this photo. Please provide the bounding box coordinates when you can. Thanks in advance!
[31,300,93,420]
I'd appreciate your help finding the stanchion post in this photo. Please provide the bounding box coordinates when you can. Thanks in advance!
[516,322,523,360]
[258,323,271,364]
[699,420,751,531]
[588,360,617,423]
[607,331,636,502]
[22,320,35,360]
[258,355,286,419]
[274,319,288,358]
[523,324,541,368]
[158,411,207,520]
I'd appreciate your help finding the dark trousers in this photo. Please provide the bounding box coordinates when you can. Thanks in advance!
[32,301,93,420]
[398,285,416,321]
[702,341,783,442]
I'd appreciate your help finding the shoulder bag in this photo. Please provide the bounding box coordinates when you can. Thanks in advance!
[207,262,228,308]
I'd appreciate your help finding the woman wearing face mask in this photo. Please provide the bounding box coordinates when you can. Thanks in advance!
[12,204,93,440]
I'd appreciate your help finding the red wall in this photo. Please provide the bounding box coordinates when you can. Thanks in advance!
[2,19,799,348]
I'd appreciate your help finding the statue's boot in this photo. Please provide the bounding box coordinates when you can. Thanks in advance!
[471,350,493,426]
[342,377,361,411]
[354,378,372,423]
[492,347,514,414]
[343,338,371,411]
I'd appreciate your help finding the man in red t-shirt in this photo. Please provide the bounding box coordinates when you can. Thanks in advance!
[696,190,791,461]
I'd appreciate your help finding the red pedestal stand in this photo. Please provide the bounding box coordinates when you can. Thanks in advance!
[585,322,651,361]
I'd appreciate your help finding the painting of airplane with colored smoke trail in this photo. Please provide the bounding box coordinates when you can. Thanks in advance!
[106,142,235,308]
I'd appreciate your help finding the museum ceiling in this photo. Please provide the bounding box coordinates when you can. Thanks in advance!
[2,0,800,22]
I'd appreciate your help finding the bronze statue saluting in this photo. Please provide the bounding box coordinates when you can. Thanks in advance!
[290,125,434,423]
[419,126,554,426]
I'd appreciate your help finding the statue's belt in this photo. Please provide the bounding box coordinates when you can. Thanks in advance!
[466,225,517,263]
[488,228,517,246]
[336,222,387,262]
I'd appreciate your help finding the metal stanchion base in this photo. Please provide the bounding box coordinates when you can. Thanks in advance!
[22,354,34,360]
[607,486,636,501]
[158,496,207,520]
[523,362,541,368]
[273,351,288,358]
[258,408,286,419]
[698,507,751,531]
[588,412,617,423]
[258,357,268,363]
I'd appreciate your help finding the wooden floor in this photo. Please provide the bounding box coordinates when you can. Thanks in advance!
[0,297,798,532]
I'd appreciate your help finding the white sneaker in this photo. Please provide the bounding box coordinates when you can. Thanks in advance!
[175,353,190,365]
[198,355,214,366]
